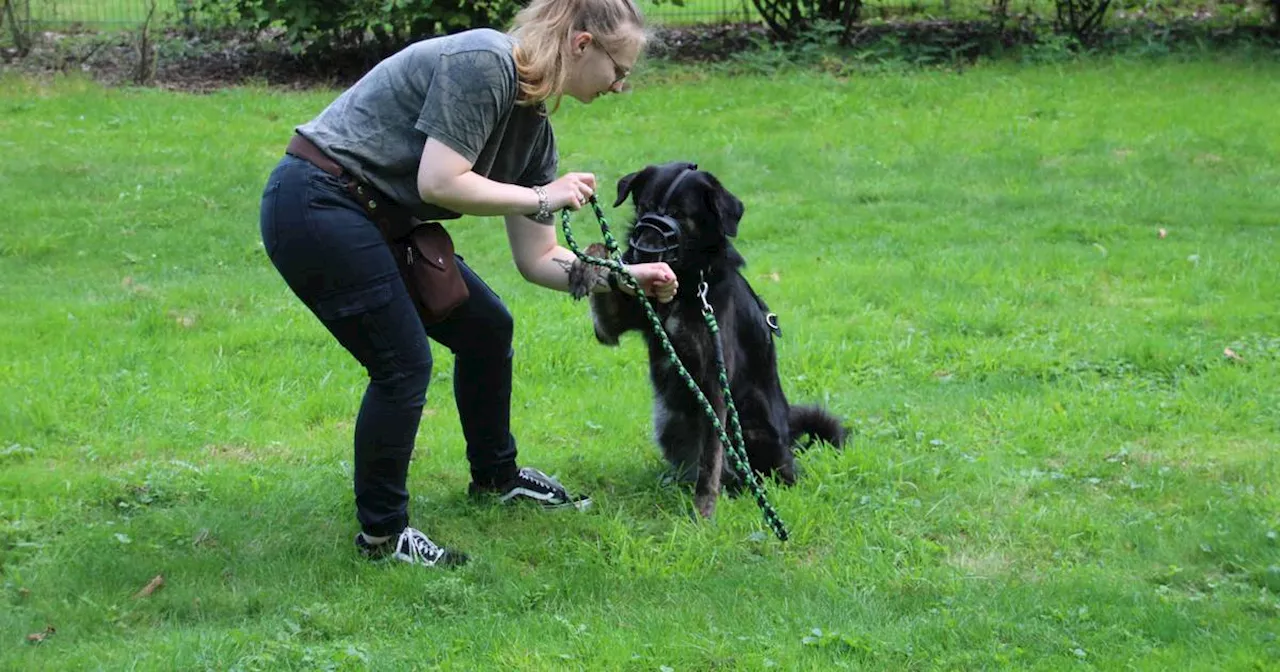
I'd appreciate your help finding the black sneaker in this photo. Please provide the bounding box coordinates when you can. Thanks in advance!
[470,467,592,511]
[355,527,468,568]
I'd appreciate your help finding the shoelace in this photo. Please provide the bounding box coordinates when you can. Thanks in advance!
[521,468,567,495]
[399,528,443,565]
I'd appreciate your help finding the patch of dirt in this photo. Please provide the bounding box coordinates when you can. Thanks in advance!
[2,28,385,91]
[2,24,790,91]
[3,21,1276,93]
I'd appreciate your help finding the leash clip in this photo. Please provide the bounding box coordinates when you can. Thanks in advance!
[766,312,781,336]
[697,273,712,314]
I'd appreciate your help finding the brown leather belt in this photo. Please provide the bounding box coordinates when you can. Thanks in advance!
[285,133,416,240]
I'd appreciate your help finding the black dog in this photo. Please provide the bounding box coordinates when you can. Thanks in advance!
[569,161,846,519]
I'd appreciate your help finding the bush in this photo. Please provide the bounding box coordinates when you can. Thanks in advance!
[3,0,33,56]
[191,0,524,54]
[1053,0,1112,44]
[750,0,865,43]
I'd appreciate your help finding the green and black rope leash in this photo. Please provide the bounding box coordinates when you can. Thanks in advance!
[561,196,790,542]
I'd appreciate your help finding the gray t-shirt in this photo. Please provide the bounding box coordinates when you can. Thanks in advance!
[296,28,558,222]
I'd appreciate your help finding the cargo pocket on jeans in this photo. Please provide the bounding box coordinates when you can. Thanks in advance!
[312,281,395,322]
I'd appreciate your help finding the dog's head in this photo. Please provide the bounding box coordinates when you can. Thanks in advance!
[613,161,745,272]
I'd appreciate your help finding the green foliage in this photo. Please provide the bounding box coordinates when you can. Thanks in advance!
[2,0,34,55]
[750,0,865,42]
[190,0,525,53]
[1054,0,1112,44]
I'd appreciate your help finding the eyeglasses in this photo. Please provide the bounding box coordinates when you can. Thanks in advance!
[597,42,630,87]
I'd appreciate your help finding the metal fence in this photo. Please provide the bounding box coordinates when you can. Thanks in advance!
[6,0,184,26]
[4,0,1274,30]
[8,0,757,29]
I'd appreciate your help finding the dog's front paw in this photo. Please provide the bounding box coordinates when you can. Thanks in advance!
[567,243,613,300]
[590,290,628,345]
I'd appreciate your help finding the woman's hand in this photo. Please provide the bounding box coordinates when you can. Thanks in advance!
[545,172,597,211]
[622,262,679,303]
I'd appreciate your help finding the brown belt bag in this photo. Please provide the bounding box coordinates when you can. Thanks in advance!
[286,134,469,325]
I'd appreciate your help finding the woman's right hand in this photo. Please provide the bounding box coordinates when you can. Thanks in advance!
[545,172,597,211]
[622,262,679,303]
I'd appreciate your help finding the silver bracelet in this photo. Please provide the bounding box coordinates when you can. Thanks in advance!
[532,185,552,223]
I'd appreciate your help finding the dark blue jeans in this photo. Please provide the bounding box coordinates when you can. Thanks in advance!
[259,155,520,537]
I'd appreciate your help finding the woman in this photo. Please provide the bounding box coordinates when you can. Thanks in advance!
[259,0,677,568]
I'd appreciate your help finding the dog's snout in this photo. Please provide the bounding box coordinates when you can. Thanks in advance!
[627,215,682,265]
[621,242,663,265]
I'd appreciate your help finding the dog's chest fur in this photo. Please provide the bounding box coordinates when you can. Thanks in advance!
[643,285,737,399]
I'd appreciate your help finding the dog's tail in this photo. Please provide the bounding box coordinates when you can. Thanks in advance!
[788,405,847,451]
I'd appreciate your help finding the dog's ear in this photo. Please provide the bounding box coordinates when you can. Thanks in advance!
[703,172,744,238]
[614,166,657,208]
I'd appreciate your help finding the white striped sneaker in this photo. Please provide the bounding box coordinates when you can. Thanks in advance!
[470,467,592,511]
[355,527,468,568]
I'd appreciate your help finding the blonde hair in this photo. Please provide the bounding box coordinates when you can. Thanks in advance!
[509,0,646,111]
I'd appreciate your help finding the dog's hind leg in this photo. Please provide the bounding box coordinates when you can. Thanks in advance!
[724,389,796,488]
[745,428,796,486]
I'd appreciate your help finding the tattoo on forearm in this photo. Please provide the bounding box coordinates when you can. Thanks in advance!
[560,255,610,298]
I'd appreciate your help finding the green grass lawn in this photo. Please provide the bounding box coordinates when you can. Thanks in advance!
[2,55,1279,669]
